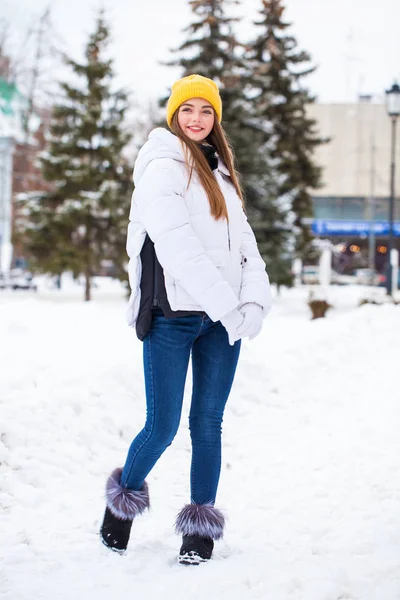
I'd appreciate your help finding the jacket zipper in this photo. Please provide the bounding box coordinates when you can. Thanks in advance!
[220,170,231,252]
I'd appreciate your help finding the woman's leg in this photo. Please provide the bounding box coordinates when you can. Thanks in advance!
[188,319,241,505]
[175,319,240,563]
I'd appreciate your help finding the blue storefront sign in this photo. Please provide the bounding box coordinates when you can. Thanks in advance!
[312,220,400,237]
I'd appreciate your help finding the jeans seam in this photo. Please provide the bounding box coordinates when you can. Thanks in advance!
[122,330,156,488]
[189,414,219,506]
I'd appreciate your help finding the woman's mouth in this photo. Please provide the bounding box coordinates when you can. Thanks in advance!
[187,126,203,133]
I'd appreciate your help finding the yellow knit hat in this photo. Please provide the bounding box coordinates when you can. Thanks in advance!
[166,74,222,127]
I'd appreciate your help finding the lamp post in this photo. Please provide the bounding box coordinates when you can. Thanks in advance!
[385,82,400,295]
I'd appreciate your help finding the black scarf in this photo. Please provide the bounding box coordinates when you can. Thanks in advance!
[200,143,218,171]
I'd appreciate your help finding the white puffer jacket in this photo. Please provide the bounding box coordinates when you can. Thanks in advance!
[126,128,271,327]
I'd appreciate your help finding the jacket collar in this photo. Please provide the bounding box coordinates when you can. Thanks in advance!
[217,160,230,176]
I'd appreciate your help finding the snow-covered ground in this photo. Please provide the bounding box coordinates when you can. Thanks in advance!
[1,277,400,600]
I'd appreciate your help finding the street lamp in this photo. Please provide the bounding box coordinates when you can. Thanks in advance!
[385,82,400,295]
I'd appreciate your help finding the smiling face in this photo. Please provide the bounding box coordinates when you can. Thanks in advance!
[177,97,215,142]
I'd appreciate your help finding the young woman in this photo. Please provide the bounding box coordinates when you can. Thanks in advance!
[100,74,272,565]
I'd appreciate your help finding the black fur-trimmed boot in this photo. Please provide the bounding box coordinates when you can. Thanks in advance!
[100,468,150,554]
[179,535,214,565]
[175,503,225,566]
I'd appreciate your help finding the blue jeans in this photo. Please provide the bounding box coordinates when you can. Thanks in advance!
[120,310,241,505]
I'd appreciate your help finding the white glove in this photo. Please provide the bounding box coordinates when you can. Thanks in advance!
[220,308,244,346]
[237,303,263,341]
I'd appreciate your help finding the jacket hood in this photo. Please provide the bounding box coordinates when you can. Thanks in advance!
[133,127,229,185]
[133,128,185,184]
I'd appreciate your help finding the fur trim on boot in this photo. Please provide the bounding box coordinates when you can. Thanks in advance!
[105,468,150,520]
[175,503,225,541]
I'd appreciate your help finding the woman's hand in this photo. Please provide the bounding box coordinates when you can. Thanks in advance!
[237,303,263,340]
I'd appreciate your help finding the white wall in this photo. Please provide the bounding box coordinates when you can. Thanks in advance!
[308,101,400,198]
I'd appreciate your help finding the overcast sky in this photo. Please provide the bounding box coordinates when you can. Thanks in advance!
[2,0,400,107]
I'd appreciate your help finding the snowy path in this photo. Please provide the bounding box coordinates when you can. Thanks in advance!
[1,284,400,600]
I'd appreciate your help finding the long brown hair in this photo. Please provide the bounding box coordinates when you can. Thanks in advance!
[170,110,244,221]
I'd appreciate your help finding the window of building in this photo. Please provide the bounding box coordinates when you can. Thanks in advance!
[313,197,342,219]
[342,197,364,220]
[374,198,400,220]
[312,196,400,221]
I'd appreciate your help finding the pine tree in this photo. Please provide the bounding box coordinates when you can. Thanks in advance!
[22,13,133,300]
[163,0,293,287]
[248,0,324,259]
[166,0,239,77]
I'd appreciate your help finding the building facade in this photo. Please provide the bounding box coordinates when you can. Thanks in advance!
[0,62,51,272]
[308,99,400,271]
